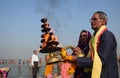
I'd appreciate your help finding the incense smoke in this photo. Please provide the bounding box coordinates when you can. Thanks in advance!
[34,0,81,33]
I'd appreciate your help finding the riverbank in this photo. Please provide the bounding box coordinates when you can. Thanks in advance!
[0,63,120,78]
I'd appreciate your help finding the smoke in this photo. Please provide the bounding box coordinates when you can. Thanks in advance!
[34,0,81,32]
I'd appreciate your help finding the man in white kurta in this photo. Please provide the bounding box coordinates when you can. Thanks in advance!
[31,50,39,78]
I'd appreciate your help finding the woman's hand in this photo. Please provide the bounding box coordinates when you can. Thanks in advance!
[72,47,83,55]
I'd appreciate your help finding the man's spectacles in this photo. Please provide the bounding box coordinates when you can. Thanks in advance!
[90,18,99,21]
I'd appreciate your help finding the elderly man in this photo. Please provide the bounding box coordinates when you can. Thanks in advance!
[67,11,119,78]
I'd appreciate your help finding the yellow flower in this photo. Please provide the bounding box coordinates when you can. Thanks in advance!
[61,48,67,58]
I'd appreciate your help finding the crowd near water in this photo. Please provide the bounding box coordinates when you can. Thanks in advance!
[0,59,58,78]
[0,58,120,78]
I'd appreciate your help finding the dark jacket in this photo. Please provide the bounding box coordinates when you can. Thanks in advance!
[77,30,119,78]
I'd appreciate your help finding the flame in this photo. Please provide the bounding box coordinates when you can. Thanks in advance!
[40,18,60,52]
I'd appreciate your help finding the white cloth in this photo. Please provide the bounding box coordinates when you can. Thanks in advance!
[31,54,39,66]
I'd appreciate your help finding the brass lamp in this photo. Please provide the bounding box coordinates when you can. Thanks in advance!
[46,52,61,64]
[46,46,75,64]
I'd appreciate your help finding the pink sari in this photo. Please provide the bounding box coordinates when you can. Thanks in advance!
[61,62,71,78]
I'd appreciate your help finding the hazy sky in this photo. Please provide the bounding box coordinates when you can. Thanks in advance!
[0,0,120,60]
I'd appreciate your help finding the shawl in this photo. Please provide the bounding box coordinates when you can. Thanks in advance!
[77,30,91,56]
[90,25,107,78]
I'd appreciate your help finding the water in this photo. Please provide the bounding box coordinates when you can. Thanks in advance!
[0,63,45,78]
[0,63,120,78]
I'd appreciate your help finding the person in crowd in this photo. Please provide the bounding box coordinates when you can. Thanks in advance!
[31,50,39,78]
[73,30,91,78]
[38,58,42,68]
[0,66,10,78]
[65,11,119,78]
[44,54,53,78]
[18,59,22,70]
[117,54,120,68]
[29,57,32,70]
[60,57,73,78]
[37,58,42,76]
[61,30,91,78]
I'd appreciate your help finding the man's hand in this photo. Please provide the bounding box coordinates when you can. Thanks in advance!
[63,55,77,62]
